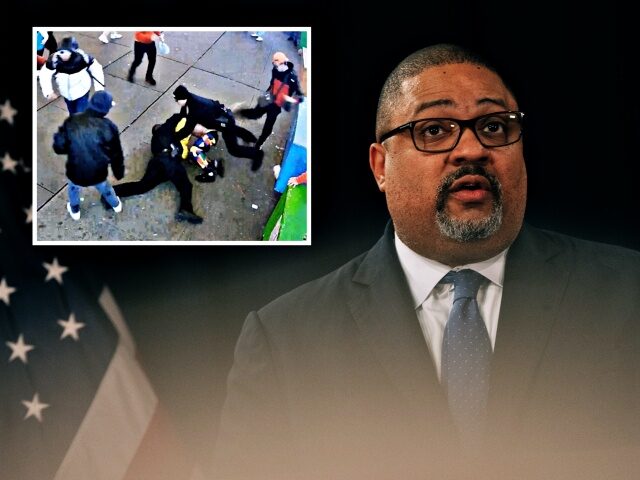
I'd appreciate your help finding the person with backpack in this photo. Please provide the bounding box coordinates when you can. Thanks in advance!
[38,36,105,115]
[238,51,303,150]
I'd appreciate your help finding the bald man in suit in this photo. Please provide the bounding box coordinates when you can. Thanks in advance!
[214,45,640,479]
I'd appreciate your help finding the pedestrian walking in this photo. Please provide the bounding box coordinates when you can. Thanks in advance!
[98,31,123,44]
[39,36,106,114]
[128,31,163,86]
[238,51,303,150]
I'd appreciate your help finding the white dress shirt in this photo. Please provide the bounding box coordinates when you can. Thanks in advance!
[394,234,508,380]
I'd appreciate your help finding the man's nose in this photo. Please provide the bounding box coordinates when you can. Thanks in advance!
[448,127,489,164]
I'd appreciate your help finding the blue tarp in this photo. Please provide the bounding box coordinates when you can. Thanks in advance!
[274,143,307,194]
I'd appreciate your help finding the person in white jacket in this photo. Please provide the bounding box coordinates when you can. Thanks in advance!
[38,36,105,114]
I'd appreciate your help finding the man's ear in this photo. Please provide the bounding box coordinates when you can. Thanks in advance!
[369,143,387,192]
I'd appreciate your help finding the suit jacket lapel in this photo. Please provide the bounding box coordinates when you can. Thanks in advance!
[487,224,571,437]
[344,223,570,437]
[347,224,449,420]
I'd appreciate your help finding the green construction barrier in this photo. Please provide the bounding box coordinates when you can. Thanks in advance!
[263,184,307,241]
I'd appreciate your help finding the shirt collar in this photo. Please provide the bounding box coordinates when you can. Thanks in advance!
[394,232,508,309]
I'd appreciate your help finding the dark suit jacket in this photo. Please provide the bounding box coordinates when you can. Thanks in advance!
[214,224,640,479]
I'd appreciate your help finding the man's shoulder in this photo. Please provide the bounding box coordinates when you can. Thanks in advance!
[251,225,400,337]
[259,250,369,316]
[102,117,119,132]
[75,49,94,65]
[522,224,640,274]
[84,114,118,130]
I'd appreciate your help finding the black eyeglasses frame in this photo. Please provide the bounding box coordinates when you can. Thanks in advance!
[378,110,525,153]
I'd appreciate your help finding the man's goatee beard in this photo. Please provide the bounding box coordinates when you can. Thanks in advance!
[435,165,503,242]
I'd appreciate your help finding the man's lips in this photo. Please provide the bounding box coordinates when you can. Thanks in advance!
[447,175,493,203]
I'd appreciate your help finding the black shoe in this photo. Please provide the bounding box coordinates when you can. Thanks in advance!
[176,209,203,224]
[145,77,157,86]
[127,72,134,83]
[251,150,264,171]
[195,171,216,183]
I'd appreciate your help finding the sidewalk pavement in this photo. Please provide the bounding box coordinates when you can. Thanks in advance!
[35,30,304,242]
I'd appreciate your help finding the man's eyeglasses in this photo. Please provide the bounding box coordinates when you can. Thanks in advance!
[378,111,525,153]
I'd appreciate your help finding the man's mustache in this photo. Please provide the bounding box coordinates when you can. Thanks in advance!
[435,165,502,211]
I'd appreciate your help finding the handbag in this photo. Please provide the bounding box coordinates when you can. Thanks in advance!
[257,92,272,108]
[157,40,170,55]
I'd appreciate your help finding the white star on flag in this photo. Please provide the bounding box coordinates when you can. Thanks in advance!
[2,152,18,173]
[58,313,86,340]
[6,334,35,364]
[22,393,50,422]
[0,277,17,305]
[43,257,68,284]
[0,99,17,125]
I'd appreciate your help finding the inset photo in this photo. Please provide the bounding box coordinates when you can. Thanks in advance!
[33,28,310,244]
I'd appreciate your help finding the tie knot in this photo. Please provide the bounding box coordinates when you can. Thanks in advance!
[441,269,485,300]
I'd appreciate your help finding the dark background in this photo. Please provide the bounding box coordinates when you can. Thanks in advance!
[11,0,639,469]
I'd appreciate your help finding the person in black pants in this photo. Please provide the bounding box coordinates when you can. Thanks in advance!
[36,31,57,68]
[172,85,264,171]
[113,114,203,224]
[238,51,303,150]
[127,31,162,86]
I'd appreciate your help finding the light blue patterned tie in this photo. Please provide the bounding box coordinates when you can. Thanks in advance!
[441,269,492,445]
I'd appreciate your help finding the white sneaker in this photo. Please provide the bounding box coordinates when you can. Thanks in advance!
[67,202,81,220]
[273,165,281,179]
[110,33,123,39]
[250,33,259,37]
[113,197,123,213]
[99,33,109,44]
[255,36,263,42]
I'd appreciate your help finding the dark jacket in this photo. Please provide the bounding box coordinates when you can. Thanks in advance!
[150,113,189,156]
[149,114,193,178]
[53,109,124,186]
[215,223,640,479]
[179,92,234,132]
[45,49,91,76]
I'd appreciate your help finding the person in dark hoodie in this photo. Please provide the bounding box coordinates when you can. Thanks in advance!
[112,114,204,224]
[238,51,303,150]
[39,36,105,114]
[172,85,264,171]
[53,90,124,220]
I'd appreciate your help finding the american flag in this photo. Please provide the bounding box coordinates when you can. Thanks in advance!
[2,87,204,478]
